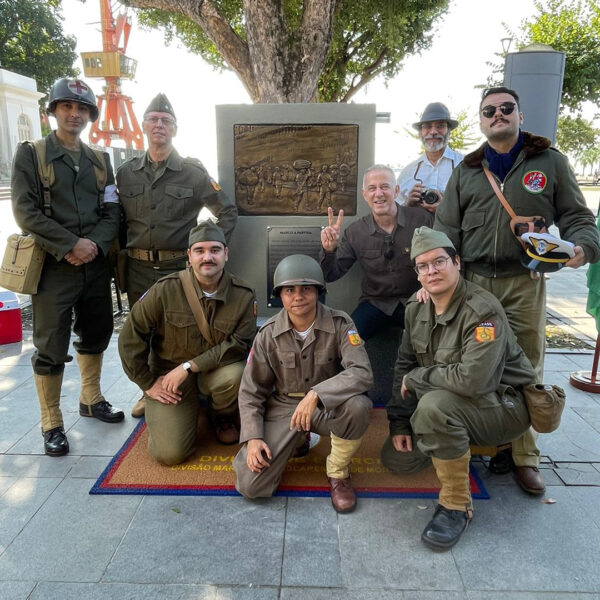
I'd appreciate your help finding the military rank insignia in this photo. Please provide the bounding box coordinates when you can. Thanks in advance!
[474,322,495,342]
[210,178,222,191]
[348,329,362,346]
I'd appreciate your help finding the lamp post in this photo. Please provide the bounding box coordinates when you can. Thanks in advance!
[501,37,513,55]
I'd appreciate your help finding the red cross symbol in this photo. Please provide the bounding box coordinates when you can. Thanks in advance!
[68,80,88,96]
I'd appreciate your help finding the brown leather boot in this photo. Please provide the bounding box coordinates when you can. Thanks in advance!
[328,476,357,513]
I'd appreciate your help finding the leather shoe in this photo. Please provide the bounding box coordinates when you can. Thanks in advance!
[43,427,69,456]
[328,476,356,513]
[515,466,546,495]
[293,432,311,458]
[421,504,470,550]
[213,415,240,445]
[131,397,145,418]
[79,400,125,423]
[488,447,515,474]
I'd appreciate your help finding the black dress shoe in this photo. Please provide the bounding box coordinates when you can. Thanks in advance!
[79,400,125,423]
[488,447,515,474]
[43,427,69,456]
[421,504,470,550]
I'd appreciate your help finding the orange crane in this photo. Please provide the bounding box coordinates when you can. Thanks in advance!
[81,0,144,149]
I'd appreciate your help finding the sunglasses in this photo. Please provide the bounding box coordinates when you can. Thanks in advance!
[383,235,394,260]
[481,102,516,119]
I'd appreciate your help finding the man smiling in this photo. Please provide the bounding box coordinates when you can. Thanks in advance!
[320,164,432,340]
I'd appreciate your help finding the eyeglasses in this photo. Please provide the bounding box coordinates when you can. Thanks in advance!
[383,235,394,260]
[414,256,452,275]
[481,102,516,119]
[145,116,176,126]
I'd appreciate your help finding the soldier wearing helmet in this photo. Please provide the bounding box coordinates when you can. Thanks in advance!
[11,77,123,457]
[116,93,238,419]
[233,254,373,514]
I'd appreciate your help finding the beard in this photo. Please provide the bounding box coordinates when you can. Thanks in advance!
[422,132,449,153]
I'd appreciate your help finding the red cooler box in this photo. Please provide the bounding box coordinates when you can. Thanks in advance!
[0,291,23,344]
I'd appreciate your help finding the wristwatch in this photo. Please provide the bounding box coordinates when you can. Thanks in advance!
[182,361,193,373]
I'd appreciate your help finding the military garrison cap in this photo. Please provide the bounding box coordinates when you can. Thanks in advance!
[188,220,226,248]
[410,227,455,260]
[144,93,176,120]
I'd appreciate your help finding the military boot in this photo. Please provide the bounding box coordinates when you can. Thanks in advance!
[77,353,124,423]
[34,372,68,456]
[422,451,473,550]
[326,433,363,513]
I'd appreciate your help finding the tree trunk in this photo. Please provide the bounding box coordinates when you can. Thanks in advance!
[124,0,336,103]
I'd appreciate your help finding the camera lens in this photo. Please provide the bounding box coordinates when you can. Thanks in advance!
[420,190,438,205]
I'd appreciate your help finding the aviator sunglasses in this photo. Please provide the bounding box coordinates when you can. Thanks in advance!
[480,102,516,119]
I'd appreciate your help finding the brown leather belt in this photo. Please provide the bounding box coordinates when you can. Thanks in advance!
[279,392,306,398]
[128,248,187,263]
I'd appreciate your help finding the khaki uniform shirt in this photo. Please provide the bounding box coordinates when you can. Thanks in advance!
[118,267,256,391]
[116,148,237,250]
[320,206,433,315]
[387,278,536,436]
[239,303,373,443]
[11,131,120,261]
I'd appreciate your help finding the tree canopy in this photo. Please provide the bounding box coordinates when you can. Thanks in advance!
[0,0,78,103]
[515,0,600,111]
[555,114,598,157]
[123,0,450,103]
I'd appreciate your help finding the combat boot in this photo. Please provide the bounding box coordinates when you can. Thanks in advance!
[77,353,124,423]
[34,372,68,456]
[326,433,364,513]
[422,451,472,550]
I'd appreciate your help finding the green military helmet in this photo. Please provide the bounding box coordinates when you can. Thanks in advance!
[47,78,99,122]
[272,254,326,296]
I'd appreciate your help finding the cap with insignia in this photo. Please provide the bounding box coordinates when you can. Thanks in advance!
[188,220,226,248]
[144,93,176,120]
[410,226,455,260]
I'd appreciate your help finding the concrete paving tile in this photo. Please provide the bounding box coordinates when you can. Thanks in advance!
[0,477,140,582]
[466,592,600,599]
[0,391,45,453]
[0,580,36,600]
[337,498,463,590]
[554,462,600,485]
[0,366,33,399]
[104,496,286,585]
[0,338,35,366]
[281,589,467,599]
[67,456,111,479]
[0,477,15,496]
[562,353,600,370]
[214,588,279,600]
[64,416,136,457]
[453,485,600,593]
[0,454,78,478]
[281,497,341,587]
[30,582,218,599]
[538,407,600,462]
[542,353,580,373]
[0,477,61,554]
[573,406,600,433]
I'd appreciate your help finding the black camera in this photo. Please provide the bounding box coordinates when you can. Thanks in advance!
[420,189,439,205]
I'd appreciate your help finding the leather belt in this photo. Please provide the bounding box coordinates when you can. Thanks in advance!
[279,392,306,398]
[128,248,187,263]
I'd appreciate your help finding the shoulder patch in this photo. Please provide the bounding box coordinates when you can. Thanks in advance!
[522,170,547,194]
[347,329,363,346]
[210,178,222,192]
[474,321,495,342]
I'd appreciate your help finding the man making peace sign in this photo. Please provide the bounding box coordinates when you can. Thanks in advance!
[320,164,433,340]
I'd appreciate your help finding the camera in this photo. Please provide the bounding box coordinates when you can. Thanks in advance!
[420,189,439,205]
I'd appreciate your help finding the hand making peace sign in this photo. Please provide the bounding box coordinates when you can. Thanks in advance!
[320,207,344,252]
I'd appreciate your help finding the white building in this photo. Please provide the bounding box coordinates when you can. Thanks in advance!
[0,69,44,182]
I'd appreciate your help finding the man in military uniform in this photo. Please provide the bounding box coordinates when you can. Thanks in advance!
[118,221,256,463]
[11,77,124,457]
[116,93,238,418]
[233,255,372,513]
[381,227,536,550]
[435,86,600,493]
[320,164,432,340]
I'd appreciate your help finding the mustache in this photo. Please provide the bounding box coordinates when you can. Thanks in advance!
[200,261,217,266]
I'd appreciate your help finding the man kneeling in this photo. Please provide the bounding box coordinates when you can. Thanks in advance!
[234,255,372,512]
[381,227,535,549]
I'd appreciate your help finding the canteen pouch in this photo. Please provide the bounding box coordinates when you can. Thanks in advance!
[523,383,566,433]
[0,233,46,295]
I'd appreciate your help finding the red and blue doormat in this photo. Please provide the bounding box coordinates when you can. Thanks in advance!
[90,408,489,499]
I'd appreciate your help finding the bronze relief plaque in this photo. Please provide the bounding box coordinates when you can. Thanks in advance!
[233,124,358,216]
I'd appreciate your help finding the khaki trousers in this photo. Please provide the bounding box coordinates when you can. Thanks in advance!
[145,361,245,466]
[234,394,371,498]
[465,270,544,467]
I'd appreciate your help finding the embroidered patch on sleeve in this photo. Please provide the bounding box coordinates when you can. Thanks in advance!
[348,329,362,346]
[210,178,222,191]
[474,322,495,342]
